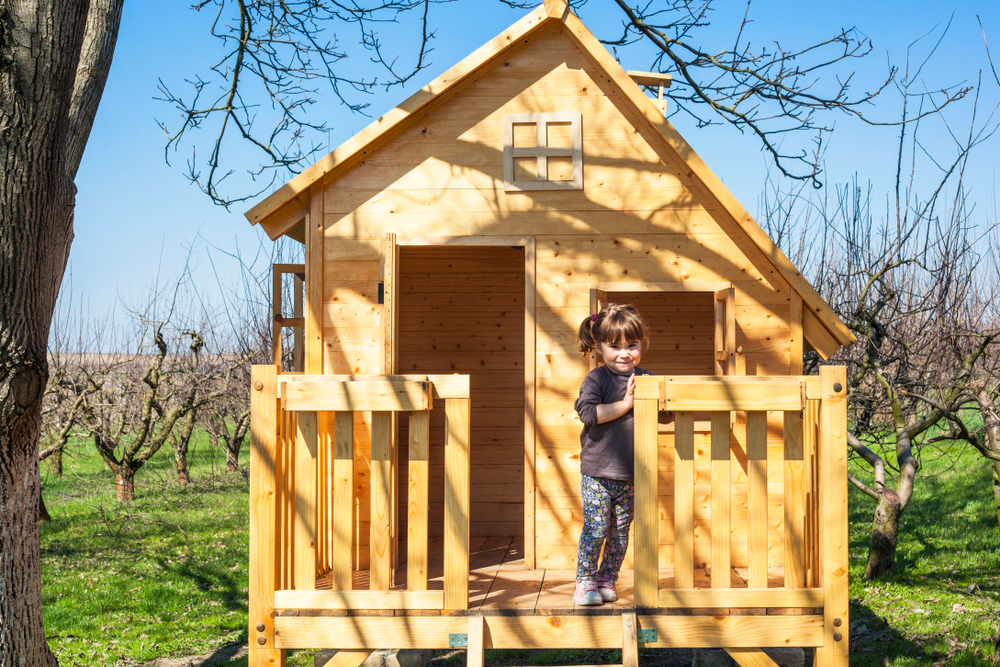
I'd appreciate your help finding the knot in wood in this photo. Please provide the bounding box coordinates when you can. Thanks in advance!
[11,366,44,411]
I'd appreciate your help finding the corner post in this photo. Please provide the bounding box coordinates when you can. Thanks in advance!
[250,365,284,666]
[814,365,849,667]
[633,376,662,608]
[306,182,324,376]
[444,392,471,610]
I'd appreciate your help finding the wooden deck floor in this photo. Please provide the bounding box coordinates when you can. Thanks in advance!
[315,536,792,616]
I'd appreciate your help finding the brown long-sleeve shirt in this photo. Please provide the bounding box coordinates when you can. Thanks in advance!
[573,365,653,481]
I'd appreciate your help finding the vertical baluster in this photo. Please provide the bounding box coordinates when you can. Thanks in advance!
[804,400,820,587]
[784,409,806,589]
[370,411,393,591]
[294,411,318,590]
[408,410,431,590]
[673,411,695,589]
[332,412,354,590]
[710,410,731,589]
[747,411,768,589]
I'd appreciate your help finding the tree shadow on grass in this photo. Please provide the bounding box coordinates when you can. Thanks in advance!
[848,599,938,667]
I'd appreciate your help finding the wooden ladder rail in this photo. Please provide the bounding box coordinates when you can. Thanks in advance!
[271,264,306,371]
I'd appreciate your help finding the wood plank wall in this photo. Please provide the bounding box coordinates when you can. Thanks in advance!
[396,247,525,538]
[319,23,797,569]
[610,291,715,375]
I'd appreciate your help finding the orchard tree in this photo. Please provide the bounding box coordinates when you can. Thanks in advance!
[0,0,972,662]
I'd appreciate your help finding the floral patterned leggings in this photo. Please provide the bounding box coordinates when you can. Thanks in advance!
[575,474,635,584]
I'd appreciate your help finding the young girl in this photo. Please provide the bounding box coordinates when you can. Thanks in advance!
[572,303,651,606]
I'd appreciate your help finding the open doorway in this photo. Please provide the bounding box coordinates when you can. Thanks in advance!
[396,245,526,539]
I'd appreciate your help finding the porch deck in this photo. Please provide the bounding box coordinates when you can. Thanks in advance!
[315,536,796,616]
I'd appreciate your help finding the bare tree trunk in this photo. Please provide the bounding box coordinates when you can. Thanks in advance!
[1,0,121,661]
[39,492,52,523]
[171,408,196,487]
[49,446,64,476]
[226,441,241,473]
[994,462,1000,536]
[114,466,137,503]
[865,488,903,579]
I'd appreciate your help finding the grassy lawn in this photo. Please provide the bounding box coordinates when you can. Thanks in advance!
[847,446,1000,666]
[39,436,313,667]
[38,435,999,666]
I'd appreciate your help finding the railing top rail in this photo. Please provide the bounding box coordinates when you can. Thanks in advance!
[635,375,815,411]
[274,372,470,402]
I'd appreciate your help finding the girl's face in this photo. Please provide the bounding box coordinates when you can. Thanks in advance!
[596,339,641,375]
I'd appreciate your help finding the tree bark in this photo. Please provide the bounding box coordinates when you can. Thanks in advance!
[993,461,1000,536]
[0,2,93,663]
[981,394,1000,533]
[114,466,137,503]
[226,442,241,473]
[48,445,63,476]
[39,491,52,523]
[865,488,903,579]
[172,407,196,486]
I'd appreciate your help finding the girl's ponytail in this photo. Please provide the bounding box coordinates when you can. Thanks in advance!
[578,314,598,356]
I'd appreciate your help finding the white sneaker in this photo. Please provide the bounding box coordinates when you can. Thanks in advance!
[573,580,603,606]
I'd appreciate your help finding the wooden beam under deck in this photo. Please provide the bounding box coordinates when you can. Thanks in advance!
[273,614,825,650]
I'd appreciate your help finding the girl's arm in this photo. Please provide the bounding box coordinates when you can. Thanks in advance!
[595,374,635,424]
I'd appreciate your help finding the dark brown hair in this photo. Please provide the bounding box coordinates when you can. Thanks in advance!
[577,303,649,356]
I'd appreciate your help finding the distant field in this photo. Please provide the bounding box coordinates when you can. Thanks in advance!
[38,435,999,666]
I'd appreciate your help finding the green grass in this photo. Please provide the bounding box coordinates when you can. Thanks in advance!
[39,436,999,666]
[847,446,1000,666]
[39,436,315,667]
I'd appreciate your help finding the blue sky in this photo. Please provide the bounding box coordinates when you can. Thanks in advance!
[68,0,999,324]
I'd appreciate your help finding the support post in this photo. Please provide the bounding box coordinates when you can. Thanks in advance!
[306,183,324,375]
[444,398,471,610]
[622,613,639,667]
[633,377,661,608]
[468,616,485,667]
[814,366,849,667]
[250,365,284,666]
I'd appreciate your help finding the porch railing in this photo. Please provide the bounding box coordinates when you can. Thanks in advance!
[249,368,472,653]
[633,366,848,662]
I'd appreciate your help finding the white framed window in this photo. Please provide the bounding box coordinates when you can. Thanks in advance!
[502,112,582,191]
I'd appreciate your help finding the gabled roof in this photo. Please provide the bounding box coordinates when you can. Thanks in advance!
[243,0,856,351]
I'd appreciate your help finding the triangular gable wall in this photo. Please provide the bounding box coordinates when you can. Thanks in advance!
[246,5,852,352]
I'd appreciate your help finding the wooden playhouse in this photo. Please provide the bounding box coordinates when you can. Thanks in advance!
[244,2,856,666]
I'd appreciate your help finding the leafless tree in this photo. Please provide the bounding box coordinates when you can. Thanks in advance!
[155,0,972,206]
[202,233,303,472]
[760,62,1000,577]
